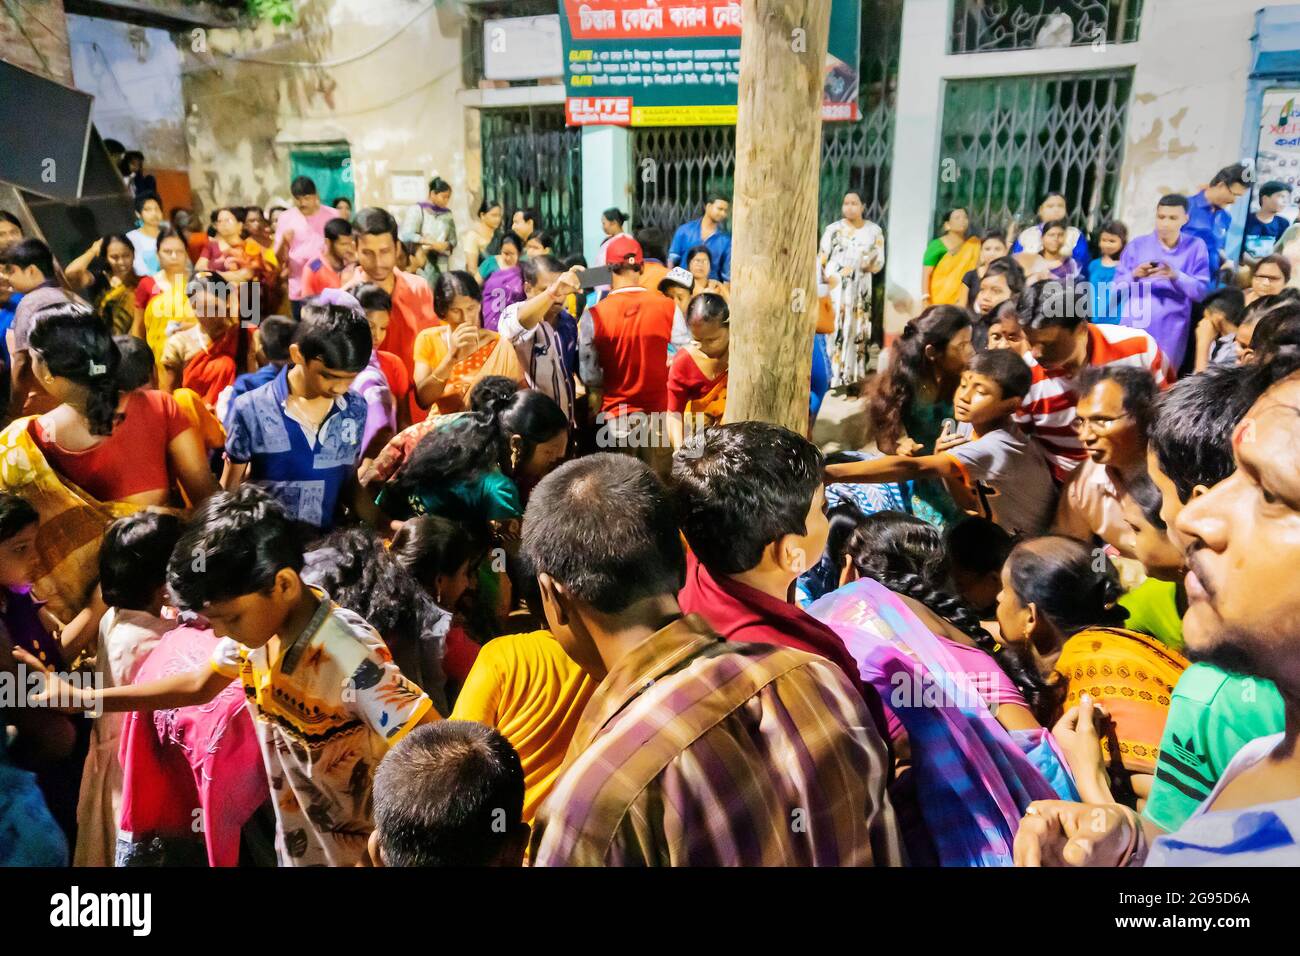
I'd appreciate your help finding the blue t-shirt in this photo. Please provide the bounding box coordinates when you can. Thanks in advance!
[223,362,282,427]
[224,365,367,529]
[0,291,23,370]
[667,219,732,281]
[1243,213,1290,261]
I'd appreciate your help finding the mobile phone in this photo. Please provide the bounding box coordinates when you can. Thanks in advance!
[1146,260,1161,269]
[576,266,613,289]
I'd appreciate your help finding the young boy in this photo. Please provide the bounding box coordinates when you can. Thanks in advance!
[222,298,377,531]
[1242,180,1291,268]
[1193,286,1245,371]
[369,721,529,867]
[353,283,411,457]
[301,217,357,298]
[827,349,1056,535]
[217,313,299,424]
[22,486,437,866]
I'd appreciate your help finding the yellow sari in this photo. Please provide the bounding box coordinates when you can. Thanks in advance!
[414,326,525,415]
[929,237,982,306]
[142,272,196,375]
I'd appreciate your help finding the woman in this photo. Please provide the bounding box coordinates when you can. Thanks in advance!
[462,200,503,276]
[63,235,140,335]
[478,223,522,283]
[865,305,974,525]
[685,244,728,299]
[996,536,1189,806]
[126,193,164,277]
[480,237,526,332]
[599,207,627,248]
[194,206,278,292]
[413,270,525,414]
[819,189,885,388]
[667,293,729,450]
[1016,219,1080,285]
[133,230,195,371]
[1012,192,1091,272]
[921,207,981,307]
[1243,253,1291,306]
[960,230,1008,311]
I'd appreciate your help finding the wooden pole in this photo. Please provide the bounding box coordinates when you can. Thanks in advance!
[722,0,831,431]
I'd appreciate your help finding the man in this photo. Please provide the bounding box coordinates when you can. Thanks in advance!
[524,454,901,866]
[273,176,342,318]
[344,207,437,422]
[497,255,579,424]
[1243,180,1292,269]
[1,239,87,420]
[635,227,671,291]
[1052,365,1158,560]
[399,176,456,290]
[578,235,689,479]
[1116,194,1211,368]
[1015,371,1300,866]
[1015,279,1172,477]
[667,193,731,282]
[1184,163,1249,284]
[300,218,357,298]
[369,721,529,867]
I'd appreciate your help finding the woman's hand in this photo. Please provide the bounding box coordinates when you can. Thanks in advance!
[450,322,479,359]
[1052,694,1113,804]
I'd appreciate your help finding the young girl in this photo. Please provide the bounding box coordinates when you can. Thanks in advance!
[961,230,1009,310]
[1018,219,1079,285]
[1088,220,1127,324]
[75,512,182,866]
[996,535,1189,806]
[667,293,729,449]
[1012,192,1091,272]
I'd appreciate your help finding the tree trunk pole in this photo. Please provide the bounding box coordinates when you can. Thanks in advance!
[722,0,831,431]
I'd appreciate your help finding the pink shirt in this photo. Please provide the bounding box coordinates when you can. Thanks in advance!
[275,205,341,301]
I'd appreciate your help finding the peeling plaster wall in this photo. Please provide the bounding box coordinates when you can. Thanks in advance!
[0,0,72,82]
[181,0,471,232]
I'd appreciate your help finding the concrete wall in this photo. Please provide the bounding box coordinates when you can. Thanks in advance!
[0,0,72,82]
[181,0,472,232]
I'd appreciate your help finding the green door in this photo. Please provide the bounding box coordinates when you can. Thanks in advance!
[289,145,354,207]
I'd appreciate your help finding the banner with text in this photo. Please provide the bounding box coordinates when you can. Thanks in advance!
[559,1,860,127]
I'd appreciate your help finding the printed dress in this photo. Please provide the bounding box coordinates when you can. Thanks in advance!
[819,218,885,388]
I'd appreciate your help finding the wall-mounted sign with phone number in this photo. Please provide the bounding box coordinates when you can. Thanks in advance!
[558,0,860,127]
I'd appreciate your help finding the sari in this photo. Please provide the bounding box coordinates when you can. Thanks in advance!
[0,418,142,622]
[180,324,242,407]
[1055,626,1188,774]
[928,236,982,306]
[141,272,195,374]
[481,266,525,331]
[95,282,137,336]
[418,327,525,415]
[809,578,1075,866]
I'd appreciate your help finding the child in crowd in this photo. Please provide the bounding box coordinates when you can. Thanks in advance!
[75,512,182,866]
[1193,286,1246,371]
[300,217,357,298]
[23,486,438,866]
[946,515,1014,618]
[218,313,298,423]
[1088,221,1128,325]
[984,299,1029,355]
[961,230,1010,310]
[829,349,1056,536]
[222,296,377,531]
[353,283,411,461]
[369,721,529,867]
[667,292,729,449]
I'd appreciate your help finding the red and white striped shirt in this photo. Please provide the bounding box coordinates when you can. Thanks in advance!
[1014,323,1173,477]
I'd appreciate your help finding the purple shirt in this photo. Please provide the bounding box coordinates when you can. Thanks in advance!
[274,205,342,301]
[1116,231,1210,367]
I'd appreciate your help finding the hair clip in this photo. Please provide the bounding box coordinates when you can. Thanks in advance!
[88,361,107,375]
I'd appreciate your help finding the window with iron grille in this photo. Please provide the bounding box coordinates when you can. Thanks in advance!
[934,69,1133,239]
[479,106,583,258]
[950,0,1144,55]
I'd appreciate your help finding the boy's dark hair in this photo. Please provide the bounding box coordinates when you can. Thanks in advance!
[1260,180,1291,199]
[519,254,564,288]
[1157,193,1190,212]
[0,493,38,543]
[1210,164,1249,189]
[100,512,183,611]
[704,191,729,207]
[256,314,298,363]
[353,283,393,314]
[295,298,373,372]
[1098,220,1128,244]
[167,486,305,610]
[353,207,399,243]
[114,334,155,390]
[1075,364,1158,440]
[634,227,669,262]
[428,176,451,195]
[946,516,1014,577]
[373,721,525,867]
[0,237,55,277]
[672,422,824,575]
[132,192,162,215]
[1201,286,1246,326]
[1151,363,1274,503]
[522,454,684,615]
[1019,278,1089,330]
[290,176,318,198]
[968,347,1032,400]
[1126,471,1167,531]
[323,218,353,242]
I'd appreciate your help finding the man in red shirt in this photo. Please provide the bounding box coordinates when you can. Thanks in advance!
[300,218,357,298]
[344,208,439,422]
[579,235,689,478]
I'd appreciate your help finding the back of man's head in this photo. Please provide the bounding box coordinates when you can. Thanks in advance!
[1019,278,1089,331]
[671,421,824,575]
[522,453,684,615]
[372,721,527,867]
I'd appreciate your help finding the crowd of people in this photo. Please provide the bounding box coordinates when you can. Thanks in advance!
[0,150,1295,869]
